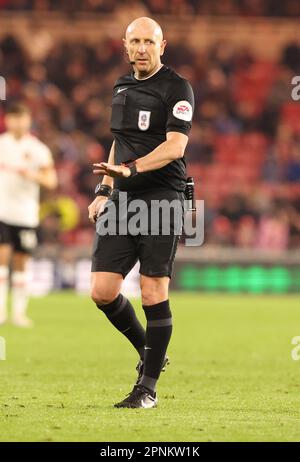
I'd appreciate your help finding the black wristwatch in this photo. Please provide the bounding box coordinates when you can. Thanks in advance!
[125,160,138,177]
[95,183,112,197]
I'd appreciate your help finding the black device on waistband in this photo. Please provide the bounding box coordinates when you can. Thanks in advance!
[184,177,196,211]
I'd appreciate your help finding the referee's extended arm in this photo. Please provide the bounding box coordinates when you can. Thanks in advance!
[93,132,188,178]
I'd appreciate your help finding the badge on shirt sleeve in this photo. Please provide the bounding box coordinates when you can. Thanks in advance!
[138,110,151,131]
[173,101,193,121]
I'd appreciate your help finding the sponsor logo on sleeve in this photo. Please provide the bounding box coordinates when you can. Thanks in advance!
[173,100,193,121]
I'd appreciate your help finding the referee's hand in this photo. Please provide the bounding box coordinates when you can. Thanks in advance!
[88,196,109,224]
[93,162,130,178]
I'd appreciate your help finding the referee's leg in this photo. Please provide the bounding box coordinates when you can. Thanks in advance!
[139,275,172,393]
[91,271,146,360]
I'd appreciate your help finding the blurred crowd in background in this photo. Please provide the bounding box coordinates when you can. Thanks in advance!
[0,4,300,251]
[0,0,300,17]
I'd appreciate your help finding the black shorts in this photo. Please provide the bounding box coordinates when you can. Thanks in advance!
[0,221,38,254]
[91,188,185,278]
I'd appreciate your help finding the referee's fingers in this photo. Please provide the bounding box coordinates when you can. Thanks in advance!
[88,209,97,223]
[93,168,107,175]
[93,163,108,168]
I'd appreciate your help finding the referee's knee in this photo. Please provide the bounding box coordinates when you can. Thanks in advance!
[90,286,119,306]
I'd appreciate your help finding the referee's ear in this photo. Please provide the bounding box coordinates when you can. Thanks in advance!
[160,39,167,56]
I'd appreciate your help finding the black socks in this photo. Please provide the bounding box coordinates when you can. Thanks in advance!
[97,296,173,393]
[139,300,173,392]
[97,294,146,359]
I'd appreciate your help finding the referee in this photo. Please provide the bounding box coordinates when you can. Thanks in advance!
[88,17,194,408]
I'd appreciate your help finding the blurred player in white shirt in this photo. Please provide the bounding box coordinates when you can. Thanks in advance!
[0,103,57,327]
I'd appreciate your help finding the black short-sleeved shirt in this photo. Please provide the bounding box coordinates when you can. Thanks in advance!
[110,65,194,192]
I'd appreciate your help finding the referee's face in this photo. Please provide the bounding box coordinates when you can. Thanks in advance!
[124,21,166,77]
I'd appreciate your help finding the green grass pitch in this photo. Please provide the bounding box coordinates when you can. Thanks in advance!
[0,292,300,442]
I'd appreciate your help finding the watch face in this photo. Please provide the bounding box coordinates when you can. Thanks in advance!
[95,183,101,194]
[127,162,137,176]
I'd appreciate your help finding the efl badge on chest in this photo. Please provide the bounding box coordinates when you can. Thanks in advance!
[138,110,151,131]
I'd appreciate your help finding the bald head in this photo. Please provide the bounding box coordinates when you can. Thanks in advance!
[123,17,166,79]
[125,17,163,42]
